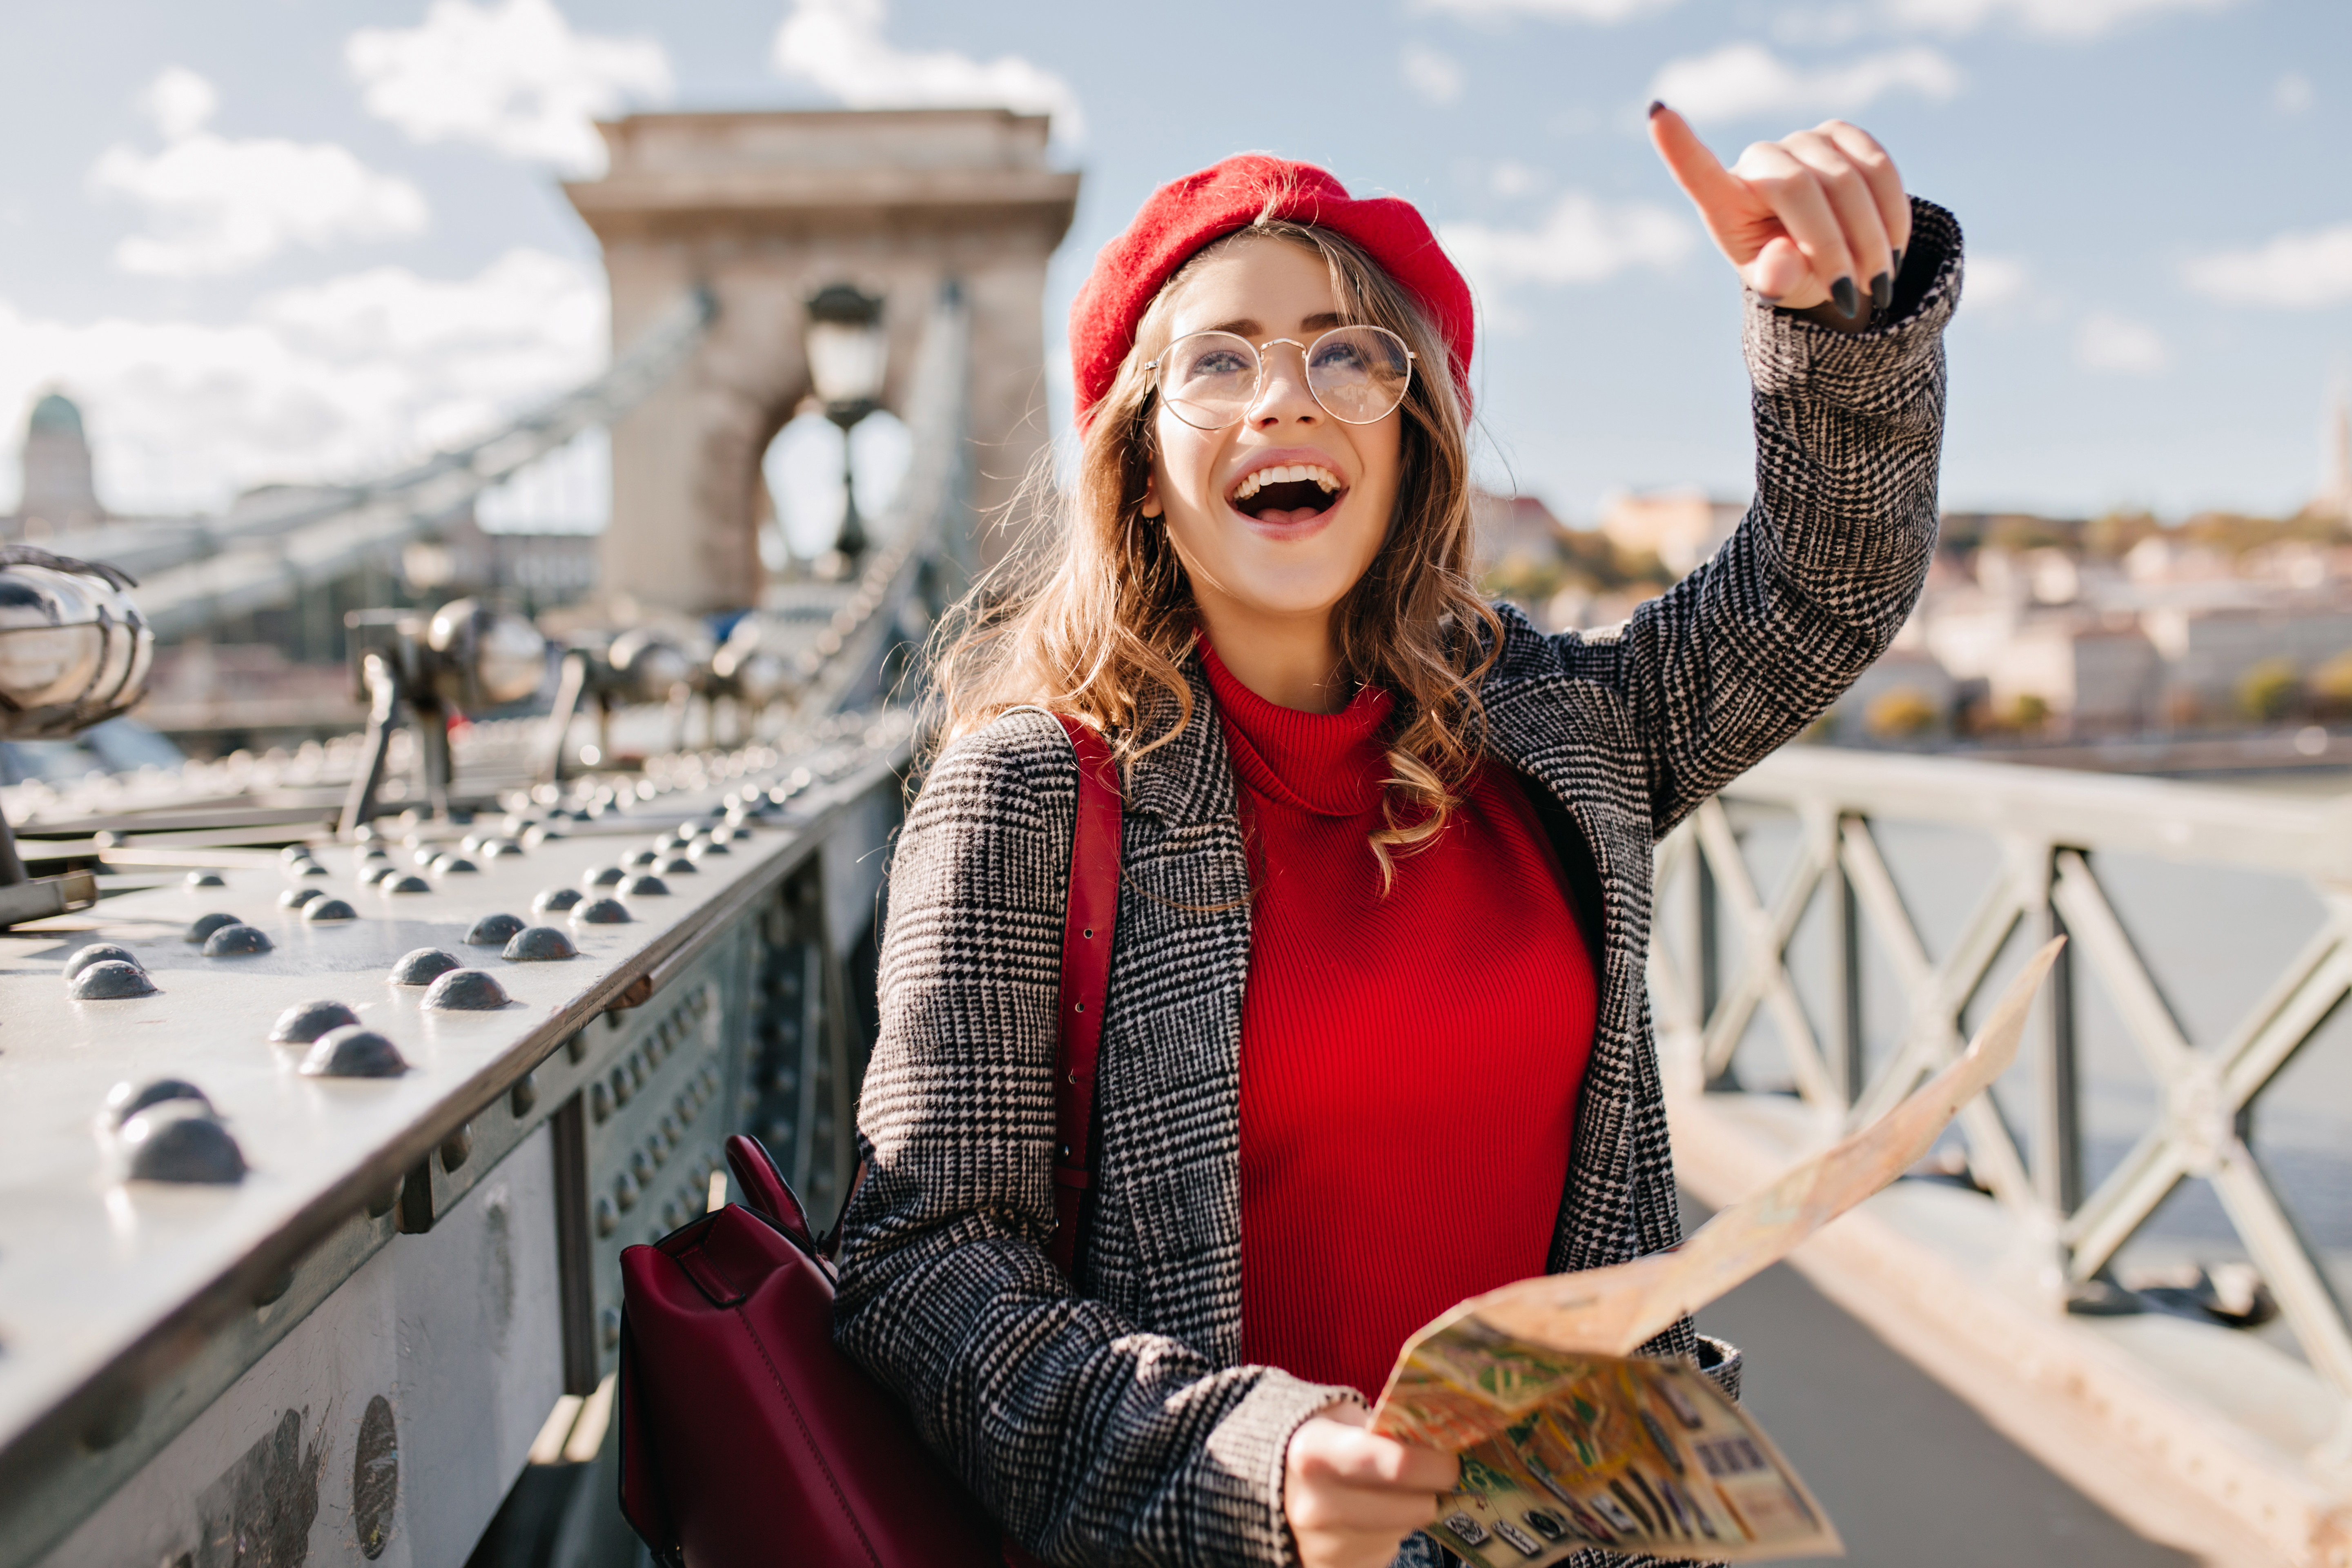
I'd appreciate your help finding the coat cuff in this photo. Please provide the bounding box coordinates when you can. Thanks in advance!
[1694,1334,1743,1403]
[1201,1371,1361,1567]
[1740,196,1963,400]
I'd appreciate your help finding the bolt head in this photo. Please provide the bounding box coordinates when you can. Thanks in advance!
[300,1026,409,1078]
[390,948,462,986]
[202,924,273,958]
[421,968,511,1011]
[464,912,527,946]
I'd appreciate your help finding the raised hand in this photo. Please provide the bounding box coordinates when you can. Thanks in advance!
[1647,104,1911,326]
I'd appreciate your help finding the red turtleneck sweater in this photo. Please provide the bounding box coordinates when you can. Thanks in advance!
[1203,645,1598,1401]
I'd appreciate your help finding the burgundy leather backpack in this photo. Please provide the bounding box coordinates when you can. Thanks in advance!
[616,715,1123,1568]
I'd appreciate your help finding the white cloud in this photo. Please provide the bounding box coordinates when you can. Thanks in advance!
[1882,0,2234,36]
[1442,193,1698,312]
[1401,44,1466,106]
[1649,42,1962,124]
[1964,253,2031,310]
[771,0,1085,145]
[0,248,604,515]
[1490,161,1546,198]
[2074,311,2168,374]
[89,69,428,277]
[2273,71,2314,116]
[1416,0,1679,20]
[141,67,218,143]
[2182,223,2352,310]
[347,0,673,177]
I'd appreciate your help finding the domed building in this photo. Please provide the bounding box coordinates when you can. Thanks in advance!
[11,389,104,536]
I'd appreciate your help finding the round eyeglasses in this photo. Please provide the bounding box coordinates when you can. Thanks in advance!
[1147,325,1415,431]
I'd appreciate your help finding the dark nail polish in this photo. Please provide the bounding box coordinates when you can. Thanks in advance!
[1869,271,1892,312]
[1831,276,1860,319]
[1890,247,1904,280]
[1648,100,1667,119]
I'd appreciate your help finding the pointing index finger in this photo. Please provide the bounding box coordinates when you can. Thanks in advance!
[1646,102,1746,215]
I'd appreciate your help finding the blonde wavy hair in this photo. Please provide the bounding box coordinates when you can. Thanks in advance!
[933,215,1500,884]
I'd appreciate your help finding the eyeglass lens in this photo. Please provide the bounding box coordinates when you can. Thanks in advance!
[1158,326,1412,430]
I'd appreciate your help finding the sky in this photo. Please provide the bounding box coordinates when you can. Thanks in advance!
[0,0,2347,536]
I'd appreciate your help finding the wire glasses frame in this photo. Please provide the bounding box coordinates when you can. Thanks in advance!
[1146,325,1417,431]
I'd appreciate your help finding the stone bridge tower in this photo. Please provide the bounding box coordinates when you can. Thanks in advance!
[565,109,1080,615]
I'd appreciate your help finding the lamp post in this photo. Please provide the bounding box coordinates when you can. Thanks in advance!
[804,283,887,568]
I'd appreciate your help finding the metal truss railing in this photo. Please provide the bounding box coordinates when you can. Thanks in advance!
[1649,746,2352,1396]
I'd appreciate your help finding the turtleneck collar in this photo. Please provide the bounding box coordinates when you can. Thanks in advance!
[1200,639,1394,818]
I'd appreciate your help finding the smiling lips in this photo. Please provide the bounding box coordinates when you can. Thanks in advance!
[1230,462,1343,525]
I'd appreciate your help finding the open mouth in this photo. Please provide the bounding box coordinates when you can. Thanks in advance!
[1229,463,1343,524]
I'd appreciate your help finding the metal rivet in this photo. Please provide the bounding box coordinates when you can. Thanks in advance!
[534,885,585,915]
[647,1134,667,1169]
[203,924,273,958]
[583,865,626,888]
[64,943,141,979]
[615,1172,639,1211]
[620,874,670,897]
[390,948,462,986]
[366,1177,402,1218]
[566,1031,589,1064]
[270,998,361,1044]
[421,969,510,1011]
[305,898,359,923]
[432,855,479,876]
[573,897,631,924]
[1083,927,1094,938]
[595,1196,617,1236]
[590,1082,612,1122]
[510,1074,538,1118]
[280,886,323,909]
[626,849,659,869]
[187,871,226,889]
[252,1269,295,1308]
[70,960,158,1000]
[186,912,239,944]
[611,1067,632,1106]
[503,925,577,962]
[600,1307,621,1350]
[382,874,431,895]
[464,912,526,946]
[658,857,697,876]
[439,1125,472,1171]
[301,1027,408,1078]
[122,1111,247,1184]
[105,1078,212,1128]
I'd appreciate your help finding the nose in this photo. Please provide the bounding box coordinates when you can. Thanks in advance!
[1246,339,1321,428]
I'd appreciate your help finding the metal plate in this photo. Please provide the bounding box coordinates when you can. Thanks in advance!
[33,1122,564,1568]
[0,719,909,1553]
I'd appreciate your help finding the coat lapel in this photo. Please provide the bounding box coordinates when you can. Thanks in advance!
[1092,658,1257,1361]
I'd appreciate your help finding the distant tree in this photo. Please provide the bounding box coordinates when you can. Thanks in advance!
[2309,652,2352,718]
[1864,686,1940,740]
[2238,657,2300,724]
[1999,693,2050,732]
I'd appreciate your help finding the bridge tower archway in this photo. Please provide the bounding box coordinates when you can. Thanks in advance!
[565,109,1080,615]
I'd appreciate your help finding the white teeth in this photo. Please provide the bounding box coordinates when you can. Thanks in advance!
[1233,464,1343,503]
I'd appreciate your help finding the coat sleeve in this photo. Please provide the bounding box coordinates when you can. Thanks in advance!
[1560,196,1962,838]
[833,711,1348,1568]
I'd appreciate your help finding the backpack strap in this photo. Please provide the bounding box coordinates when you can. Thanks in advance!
[1046,714,1123,1277]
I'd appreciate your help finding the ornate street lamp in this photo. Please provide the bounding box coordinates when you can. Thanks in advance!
[804,283,887,567]
[0,546,151,922]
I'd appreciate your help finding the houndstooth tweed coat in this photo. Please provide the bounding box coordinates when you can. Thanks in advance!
[837,198,1963,1568]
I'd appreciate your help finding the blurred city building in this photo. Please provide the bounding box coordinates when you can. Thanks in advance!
[9,391,104,536]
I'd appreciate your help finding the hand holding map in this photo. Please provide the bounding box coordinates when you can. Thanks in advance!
[1368,939,2063,1565]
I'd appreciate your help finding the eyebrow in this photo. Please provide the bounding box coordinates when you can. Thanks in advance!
[1196,311,1350,339]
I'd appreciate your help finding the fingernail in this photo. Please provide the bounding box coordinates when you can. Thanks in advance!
[1890,247,1905,280]
[1831,276,1860,319]
[1648,100,1667,119]
[1869,271,1892,313]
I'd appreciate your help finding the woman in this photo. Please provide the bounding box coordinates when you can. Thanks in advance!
[837,104,1958,1568]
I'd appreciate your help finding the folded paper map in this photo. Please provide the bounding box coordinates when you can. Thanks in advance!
[1370,939,2062,1566]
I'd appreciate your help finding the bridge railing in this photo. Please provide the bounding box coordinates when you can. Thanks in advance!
[1650,746,2352,1403]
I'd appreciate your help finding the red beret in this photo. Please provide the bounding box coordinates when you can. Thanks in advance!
[1068,154,1474,430]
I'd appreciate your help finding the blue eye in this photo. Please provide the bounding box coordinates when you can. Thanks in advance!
[1311,342,1367,374]
[1185,349,1251,377]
